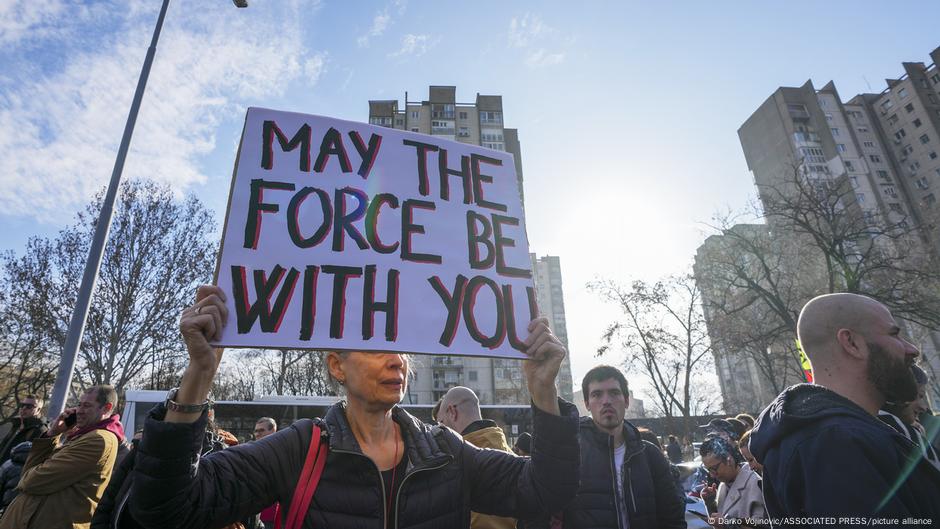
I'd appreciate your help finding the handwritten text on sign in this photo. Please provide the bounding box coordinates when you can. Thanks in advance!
[214,108,536,358]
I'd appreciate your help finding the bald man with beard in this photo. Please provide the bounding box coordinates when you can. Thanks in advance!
[749,293,940,525]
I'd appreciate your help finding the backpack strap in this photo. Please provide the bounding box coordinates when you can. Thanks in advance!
[275,422,328,529]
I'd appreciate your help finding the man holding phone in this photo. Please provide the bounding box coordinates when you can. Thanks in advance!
[0,385,125,529]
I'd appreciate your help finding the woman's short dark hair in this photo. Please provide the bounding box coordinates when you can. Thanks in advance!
[581,365,628,403]
[700,435,744,464]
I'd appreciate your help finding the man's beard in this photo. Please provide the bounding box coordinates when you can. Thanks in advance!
[866,340,917,403]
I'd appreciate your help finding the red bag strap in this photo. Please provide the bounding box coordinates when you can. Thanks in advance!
[274,423,328,529]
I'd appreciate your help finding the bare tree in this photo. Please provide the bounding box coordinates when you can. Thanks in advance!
[3,180,216,396]
[589,273,719,437]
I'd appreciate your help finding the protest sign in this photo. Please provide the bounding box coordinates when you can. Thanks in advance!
[213,107,536,359]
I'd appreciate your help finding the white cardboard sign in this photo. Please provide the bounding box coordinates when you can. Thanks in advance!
[213,107,536,359]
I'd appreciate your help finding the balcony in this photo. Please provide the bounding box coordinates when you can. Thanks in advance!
[789,109,811,120]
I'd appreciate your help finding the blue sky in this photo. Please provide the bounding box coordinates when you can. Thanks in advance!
[2,0,939,398]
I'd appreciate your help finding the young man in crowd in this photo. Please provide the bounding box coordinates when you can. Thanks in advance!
[530,365,685,529]
[750,293,940,523]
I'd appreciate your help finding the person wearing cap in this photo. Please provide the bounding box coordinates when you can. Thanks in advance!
[514,432,532,457]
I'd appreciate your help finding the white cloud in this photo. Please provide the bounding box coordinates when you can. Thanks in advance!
[0,1,68,45]
[304,52,328,84]
[389,34,437,58]
[0,4,325,221]
[357,10,390,48]
[526,49,565,68]
[508,13,549,48]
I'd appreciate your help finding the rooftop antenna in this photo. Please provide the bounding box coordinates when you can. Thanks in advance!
[862,75,872,92]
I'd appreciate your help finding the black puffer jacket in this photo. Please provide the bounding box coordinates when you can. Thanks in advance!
[0,441,31,509]
[558,417,685,529]
[130,399,580,529]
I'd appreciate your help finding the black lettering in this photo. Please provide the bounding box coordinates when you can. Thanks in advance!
[261,121,311,171]
[231,265,300,334]
[438,149,473,204]
[362,265,399,341]
[348,130,383,179]
[365,193,400,254]
[287,187,332,249]
[322,265,363,339]
[429,275,468,347]
[470,153,508,212]
[244,179,295,249]
[402,139,439,196]
[332,187,369,251]
[504,285,539,351]
[466,211,495,270]
[314,127,353,173]
[492,214,531,278]
[401,199,442,264]
[299,265,320,341]
[462,276,506,349]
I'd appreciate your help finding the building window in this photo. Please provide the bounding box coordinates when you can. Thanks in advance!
[913,118,923,128]
[844,160,855,172]
[905,103,915,113]
[932,73,940,84]
[831,127,840,136]
[482,142,505,151]
[856,193,866,203]
[903,145,915,156]
[889,203,903,213]
[468,370,477,382]
[916,177,930,190]
[458,126,470,137]
[883,185,898,198]
[920,134,931,144]
[877,170,890,180]
[837,144,846,152]
[898,87,908,99]
[881,100,895,111]
[459,111,468,120]
[925,194,937,207]
[895,129,907,140]
[369,116,393,126]
[849,176,859,188]
[411,127,419,132]
[931,152,938,160]
[479,111,502,124]
[825,113,833,121]
[411,111,419,119]
[869,154,882,163]
[395,118,404,126]
[857,127,870,133]
[888,114,899,126]
[930,94,938,104]
[863,141,875,148]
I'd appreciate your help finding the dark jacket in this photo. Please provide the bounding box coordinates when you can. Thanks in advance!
[0,441,31,509]
[90,440,140,529]
[750,384,940,524]
[129,399,580,529]
[552,417,685,529]
[0,417,47,464]
[666,440,683,464]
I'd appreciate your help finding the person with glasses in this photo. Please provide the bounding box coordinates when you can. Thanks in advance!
[0,396,47,465]
[698,436,765,527]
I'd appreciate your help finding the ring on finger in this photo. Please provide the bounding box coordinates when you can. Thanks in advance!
[195,306,203,315]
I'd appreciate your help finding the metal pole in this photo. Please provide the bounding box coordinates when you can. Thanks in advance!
[47,0,171,420]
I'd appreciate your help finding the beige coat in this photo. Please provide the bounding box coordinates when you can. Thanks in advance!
[0,430,118,529]
[463,425,518,529]
[716,463,766,521]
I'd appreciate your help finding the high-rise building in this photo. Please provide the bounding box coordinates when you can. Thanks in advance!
[696,47,940,411]
[368,86,573,405]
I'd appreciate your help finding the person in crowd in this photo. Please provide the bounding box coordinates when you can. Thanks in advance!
[699,419,738,443]
[737,430,762,477]
[698,436,765,526]
[725,418,747,440]
[254,417,277,441]
[666,434,683,464]
[431,397,443,424]
[878,365,940,472]
[528,364,684,529]
[0,441,31,512]
[0,395,47,464]
[637,427,662,450]
[513,432,531,456]
[128,285,579,529]
[253,417,279,529]
[438,386,517,529]
[0,385,124,529]
[750,293,940,522]
[734,413,755,431]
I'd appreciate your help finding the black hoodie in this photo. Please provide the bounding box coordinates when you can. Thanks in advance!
[750,384,940,525]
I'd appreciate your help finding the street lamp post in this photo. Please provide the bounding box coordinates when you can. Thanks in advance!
[47,0,244,420]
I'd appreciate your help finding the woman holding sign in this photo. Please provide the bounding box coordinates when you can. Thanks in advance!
[128,285,579,529]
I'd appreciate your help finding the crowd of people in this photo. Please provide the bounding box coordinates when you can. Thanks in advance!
[0,291,937,528]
